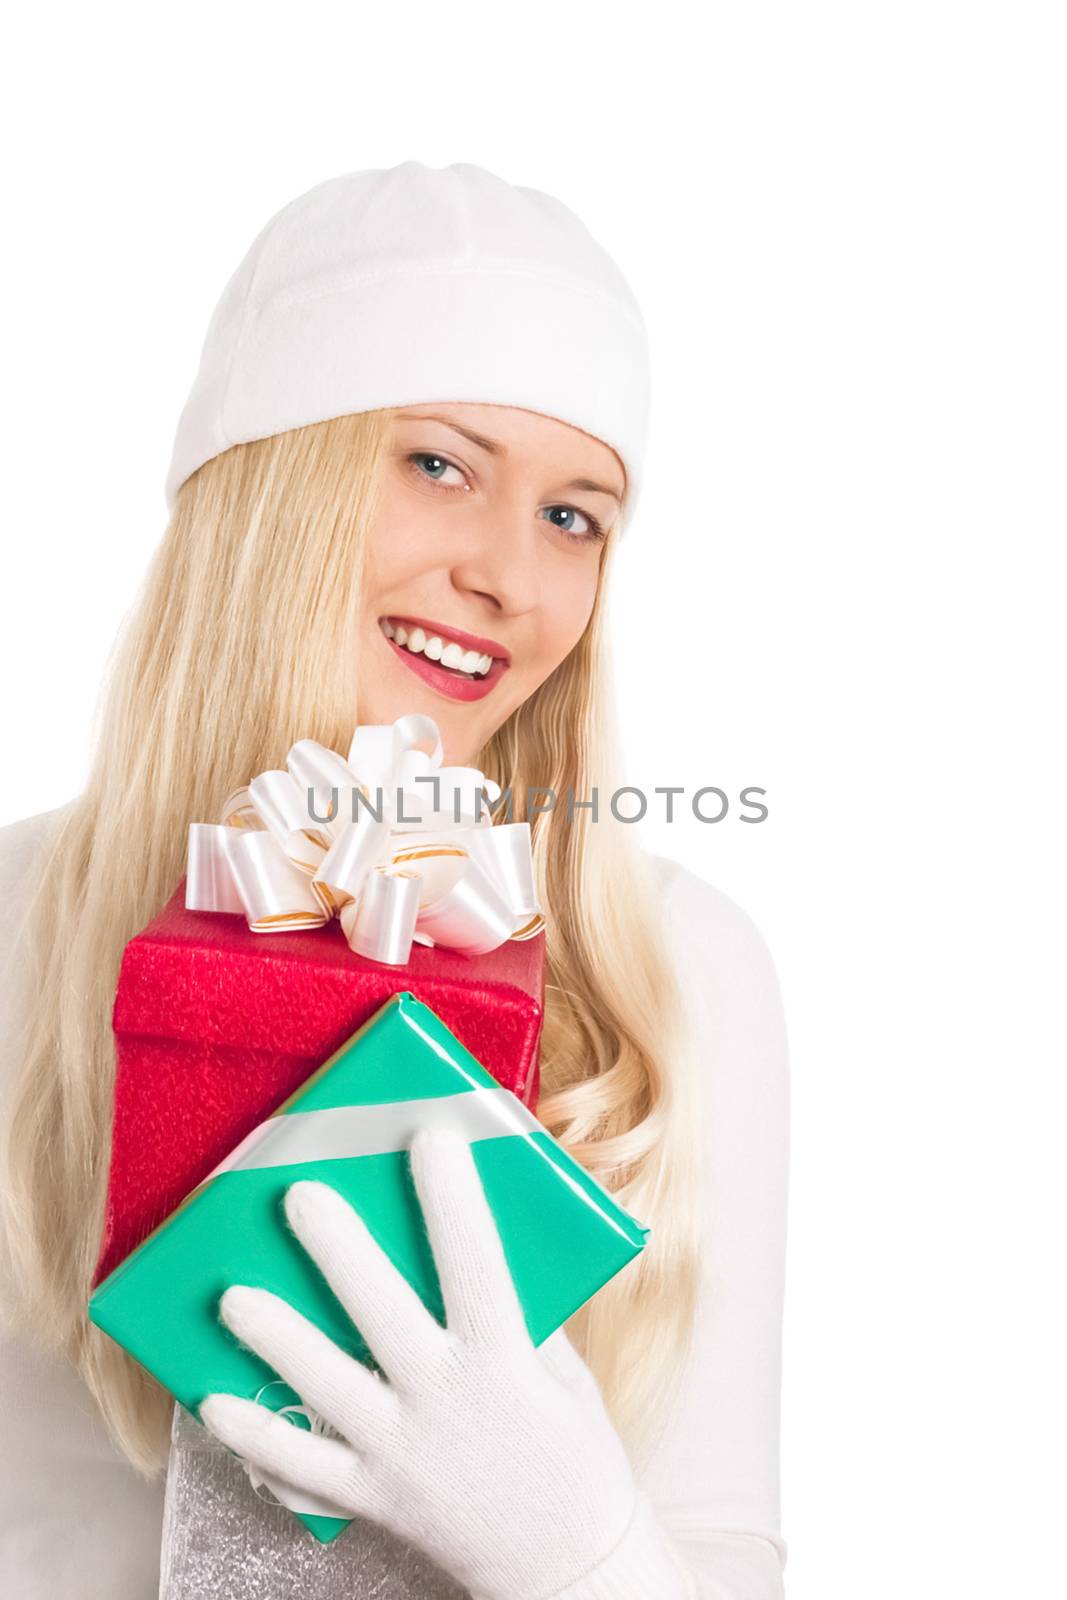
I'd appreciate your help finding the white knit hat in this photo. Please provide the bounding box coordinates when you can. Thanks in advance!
[165,160,651,534]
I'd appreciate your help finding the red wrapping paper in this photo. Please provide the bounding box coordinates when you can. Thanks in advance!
[93,881,545,1288]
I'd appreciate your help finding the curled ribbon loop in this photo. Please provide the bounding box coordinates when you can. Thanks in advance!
[185,716,544,964]
[242,1382,352,1518]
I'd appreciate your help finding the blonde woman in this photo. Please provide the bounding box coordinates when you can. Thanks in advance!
[0,162,789,1598]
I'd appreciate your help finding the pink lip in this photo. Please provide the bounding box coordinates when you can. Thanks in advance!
[382,615,511,666]
[382,633,510,703]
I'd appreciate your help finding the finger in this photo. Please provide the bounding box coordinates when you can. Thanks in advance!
[408,1128,527,1346]
[283,1180,444,1388]
[537,1325,601,1400]
[199,1391,382,1520]
[218,1284,397,1449]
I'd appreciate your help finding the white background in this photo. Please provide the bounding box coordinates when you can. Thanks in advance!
[3,4,1064,1595]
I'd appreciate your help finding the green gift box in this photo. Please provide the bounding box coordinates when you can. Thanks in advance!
[88,990,649,1544]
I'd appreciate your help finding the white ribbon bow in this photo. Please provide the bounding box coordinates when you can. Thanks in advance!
[185,713,543,965]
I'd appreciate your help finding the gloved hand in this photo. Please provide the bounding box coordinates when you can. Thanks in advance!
[199,1127,686,1600]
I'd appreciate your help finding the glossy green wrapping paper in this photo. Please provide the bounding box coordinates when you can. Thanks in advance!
[89,991,649,1544]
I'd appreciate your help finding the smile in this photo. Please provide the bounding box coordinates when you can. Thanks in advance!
[378,616,510,703]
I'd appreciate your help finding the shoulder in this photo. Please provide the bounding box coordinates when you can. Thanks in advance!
[0,805,69,889]
[0,805,70,949]
[0,805,71,1055]
[642,848,790,1122]
[645,850,784,1003]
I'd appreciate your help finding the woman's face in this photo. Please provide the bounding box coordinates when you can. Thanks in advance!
[359,402,626,764]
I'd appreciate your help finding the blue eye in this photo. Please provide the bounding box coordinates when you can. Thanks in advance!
[540,505,606,544]
[409,452,466,487]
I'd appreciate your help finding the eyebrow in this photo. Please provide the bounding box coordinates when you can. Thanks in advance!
[400,412,623,504]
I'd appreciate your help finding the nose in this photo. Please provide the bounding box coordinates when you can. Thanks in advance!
[447,492,543,617]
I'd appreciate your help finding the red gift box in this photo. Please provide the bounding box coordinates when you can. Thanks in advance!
[93,882,545,1288]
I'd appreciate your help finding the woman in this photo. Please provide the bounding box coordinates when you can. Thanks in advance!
[0,161,789,1597]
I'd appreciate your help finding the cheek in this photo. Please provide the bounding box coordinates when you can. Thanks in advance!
[362,495,437,594]
[537,580,599,668]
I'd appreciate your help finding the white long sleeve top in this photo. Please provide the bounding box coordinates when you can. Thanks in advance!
[0,807,789,1598]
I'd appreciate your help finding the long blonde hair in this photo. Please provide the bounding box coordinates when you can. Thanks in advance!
[0,409,702,1480]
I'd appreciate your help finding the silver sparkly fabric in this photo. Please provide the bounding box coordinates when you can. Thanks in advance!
[158,1403,471,1599]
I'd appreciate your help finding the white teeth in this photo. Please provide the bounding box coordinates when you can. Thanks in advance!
[380,618,497,677]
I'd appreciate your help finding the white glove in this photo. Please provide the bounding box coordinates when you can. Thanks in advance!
[199,1127,688,1599]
